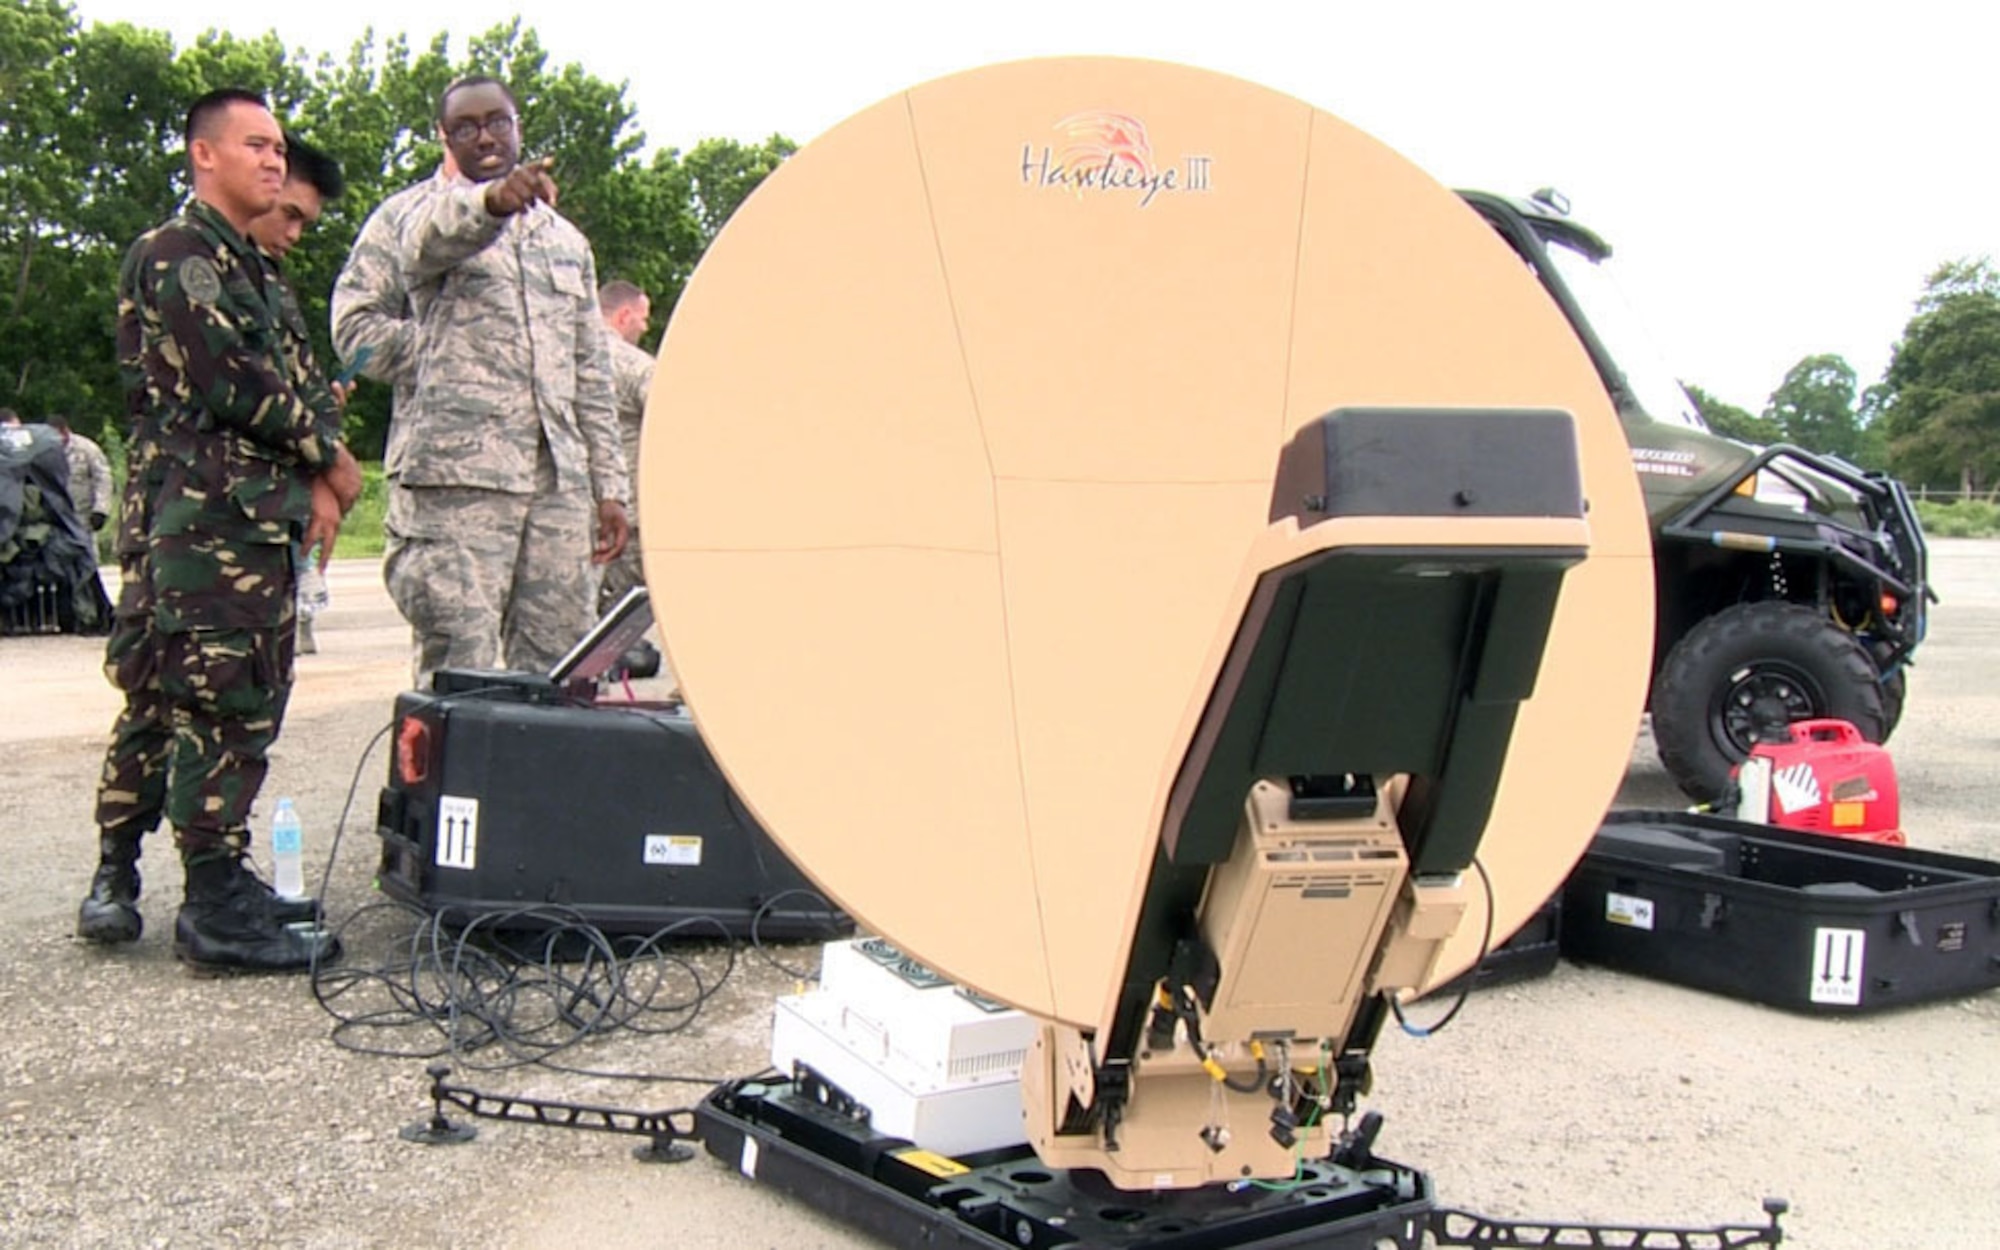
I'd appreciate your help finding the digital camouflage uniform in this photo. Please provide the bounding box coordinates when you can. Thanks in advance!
[100,199,343,862]
[596,333,653,613]
[329,180,429,461]
[62,432,115,527]
[333,171,627,687]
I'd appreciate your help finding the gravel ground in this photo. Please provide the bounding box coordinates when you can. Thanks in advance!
[1,545,1995,1249]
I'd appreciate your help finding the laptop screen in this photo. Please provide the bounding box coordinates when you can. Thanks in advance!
[548,586,655,687]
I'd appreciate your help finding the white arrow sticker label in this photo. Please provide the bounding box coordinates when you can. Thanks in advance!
[436,795,480,870]
[1811,926,1865,1006]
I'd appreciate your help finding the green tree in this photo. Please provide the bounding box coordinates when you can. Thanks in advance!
[1878,258,2000,495]
[3,2,320,436]
[682,135,798,242]
[0,3,796,455]
[583,135,798,349]
[2,0,92,421]
[1762,353,1861,458]
[1684,382,1779,445]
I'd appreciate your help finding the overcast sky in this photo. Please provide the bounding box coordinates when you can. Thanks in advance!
[75,0,1996,414]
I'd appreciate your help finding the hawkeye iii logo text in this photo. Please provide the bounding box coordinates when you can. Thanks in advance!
[1020,112,1213,208]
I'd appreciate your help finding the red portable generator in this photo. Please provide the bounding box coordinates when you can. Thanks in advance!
[1739,719,1903,845]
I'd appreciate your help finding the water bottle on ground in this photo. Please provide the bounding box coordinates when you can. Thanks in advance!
[271,797,306,900]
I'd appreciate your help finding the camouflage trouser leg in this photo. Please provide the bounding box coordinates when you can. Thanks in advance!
[384,450,596,686]
[505,469,598,675]
[158,623,294,861]
[385,485,529,687]
[94,553,169,840]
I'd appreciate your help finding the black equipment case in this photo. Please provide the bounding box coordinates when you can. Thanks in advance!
[1430,891,1562,999]
[374,674,848,941]
[1562,810,2000,1014]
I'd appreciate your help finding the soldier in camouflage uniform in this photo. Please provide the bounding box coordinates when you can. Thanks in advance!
[247,134,351,657]
[76,90,362,973]
[48,416,114,532]
[332,76,629,690]
[594,279,653,614]
[81,123,352,952]
[592,279,674,689]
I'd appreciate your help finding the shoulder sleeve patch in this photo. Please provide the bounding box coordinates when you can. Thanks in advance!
[178,256,223,305]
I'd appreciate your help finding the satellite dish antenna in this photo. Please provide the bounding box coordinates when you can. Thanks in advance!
[639,58,1649,1164]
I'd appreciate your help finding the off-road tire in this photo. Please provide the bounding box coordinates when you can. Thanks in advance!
[1878,668,1907,741]
[1652,601,1886,803]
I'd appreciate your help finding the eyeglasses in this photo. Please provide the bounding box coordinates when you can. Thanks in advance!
[447,114,517,145]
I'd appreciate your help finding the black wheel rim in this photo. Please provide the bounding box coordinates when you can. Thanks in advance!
[1714,660,1827,758]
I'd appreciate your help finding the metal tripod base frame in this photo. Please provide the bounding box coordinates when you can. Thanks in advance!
[402,1063,699,1163]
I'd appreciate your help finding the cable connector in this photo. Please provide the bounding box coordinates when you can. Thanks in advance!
[1268,1104,1299,1149]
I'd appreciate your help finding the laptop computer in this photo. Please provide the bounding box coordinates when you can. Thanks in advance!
[428,586,658,700]
[549,585,656,689]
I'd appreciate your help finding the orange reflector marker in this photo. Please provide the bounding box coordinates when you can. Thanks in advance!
[396,717,432,785]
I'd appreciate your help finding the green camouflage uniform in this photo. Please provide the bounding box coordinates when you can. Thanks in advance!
[596,333,653,613]
[333,172,627,687]
[90,402,169,841]
[96,199,343,861]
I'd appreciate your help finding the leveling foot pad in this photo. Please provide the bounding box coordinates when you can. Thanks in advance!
[695,1076,1435,1249]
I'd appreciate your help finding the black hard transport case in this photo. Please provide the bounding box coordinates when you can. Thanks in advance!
[1562,810,2000,1014]
[375,680,847,940]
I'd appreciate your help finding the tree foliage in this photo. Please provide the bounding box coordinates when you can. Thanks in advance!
[0,0,793,456]
[1761,353,1861,459]
[1876,258,2000,495]
[1683,382,1779,446]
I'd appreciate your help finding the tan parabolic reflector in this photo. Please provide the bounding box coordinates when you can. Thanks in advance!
[641,56,1652,1032]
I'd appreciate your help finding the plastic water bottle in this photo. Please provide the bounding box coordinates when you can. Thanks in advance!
[297,551,331,617]
[271,797,306,900]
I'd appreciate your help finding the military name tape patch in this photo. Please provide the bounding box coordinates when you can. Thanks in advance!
[179,256,223,304]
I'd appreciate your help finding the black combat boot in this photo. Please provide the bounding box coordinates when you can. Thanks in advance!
[174,855,341,974]
[252,865,322,927]
[76,832,144,944]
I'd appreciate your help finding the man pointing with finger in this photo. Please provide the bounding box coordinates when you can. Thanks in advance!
[342,75,629,688]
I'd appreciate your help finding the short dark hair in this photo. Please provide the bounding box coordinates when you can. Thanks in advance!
[0,408,19,425]
[598,280,646,314]
[47,414,72,433]
[282,131,345,202]
[185,88,269,148]
[437,75,516,123]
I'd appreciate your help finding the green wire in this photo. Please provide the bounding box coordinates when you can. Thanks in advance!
[1240,1045,1332,1191]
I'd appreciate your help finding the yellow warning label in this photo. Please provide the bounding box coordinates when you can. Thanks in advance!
[1831,801,1864,828]
[893,1148,970,1177]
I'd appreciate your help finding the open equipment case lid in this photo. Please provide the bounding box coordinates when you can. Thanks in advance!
[637,56,1652,1034]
